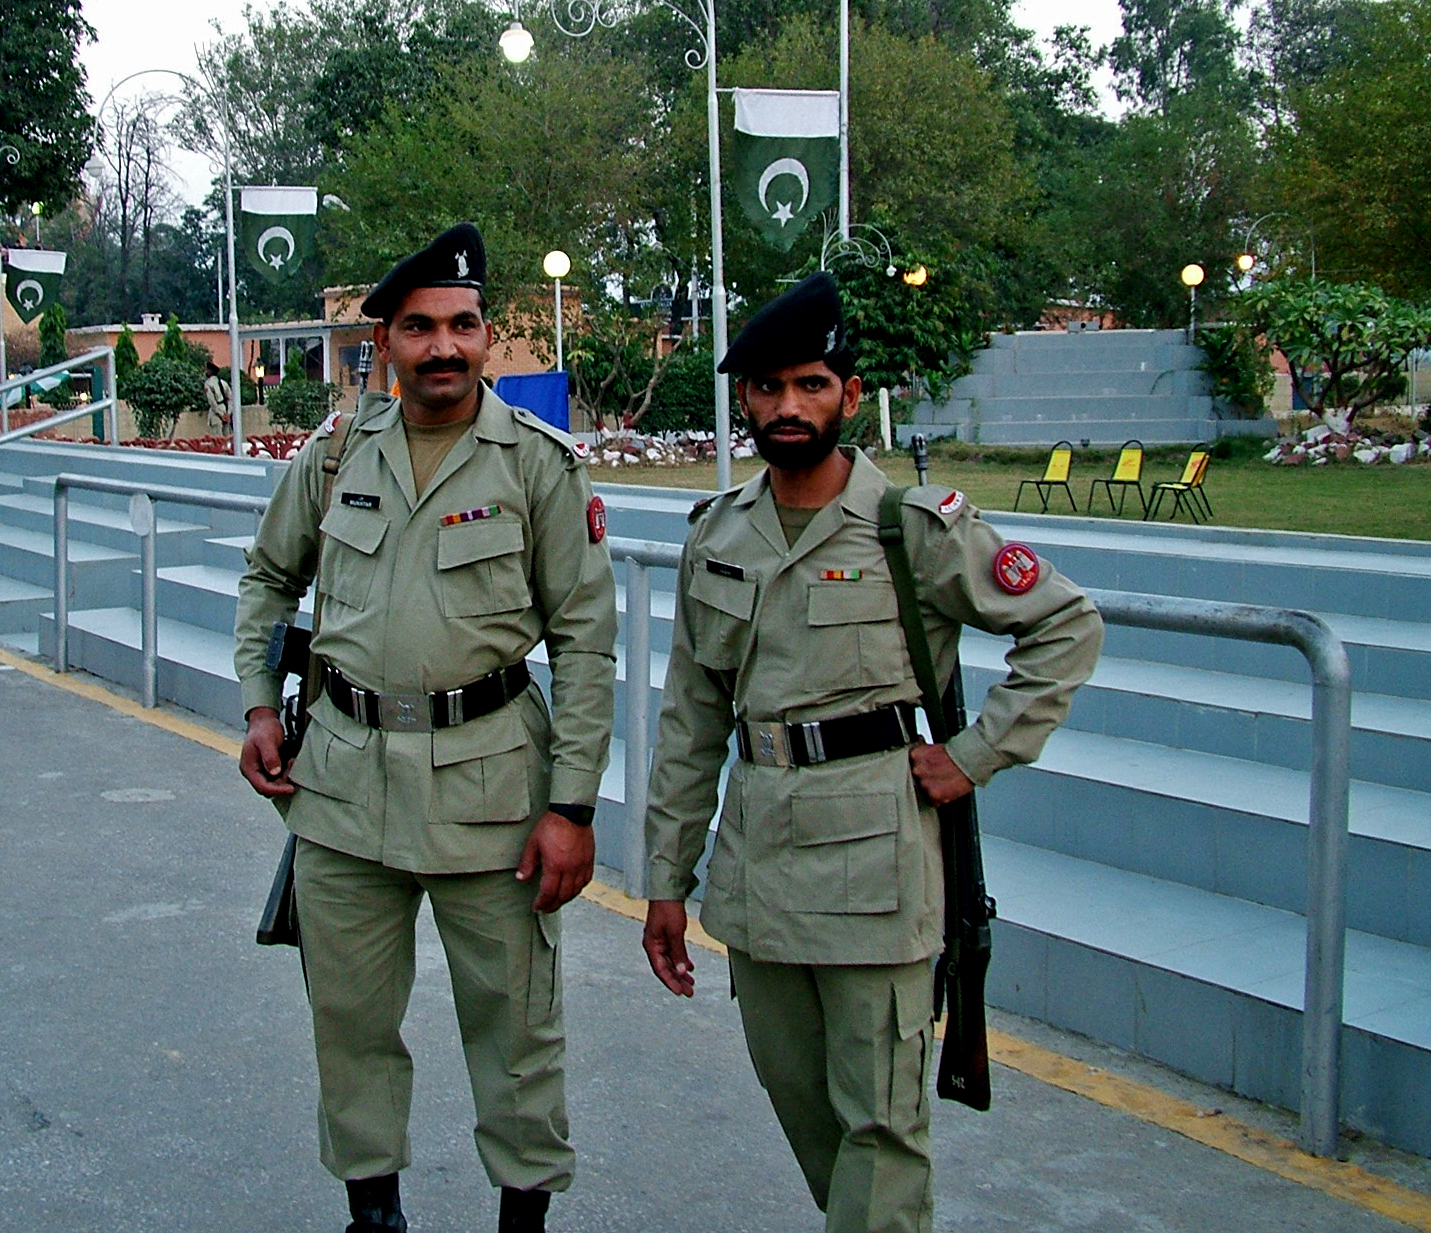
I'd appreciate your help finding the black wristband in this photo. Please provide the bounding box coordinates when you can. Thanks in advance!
[548,802,595,827]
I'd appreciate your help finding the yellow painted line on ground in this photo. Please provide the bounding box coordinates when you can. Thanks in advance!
[581,875,1431,1232]
[7,655,1428,1231]
[0,646,242,759]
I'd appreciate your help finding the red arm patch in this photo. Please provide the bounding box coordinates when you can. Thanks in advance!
[994,542,1040,594]
[587,495,607,543]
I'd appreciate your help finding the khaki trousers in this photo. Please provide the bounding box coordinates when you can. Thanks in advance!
[729,950,935,1233]
[294,839,573,1191]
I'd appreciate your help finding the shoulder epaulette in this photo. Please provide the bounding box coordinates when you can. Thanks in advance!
[900,484,973,526]
[511,405,590,464]
[688,495,718,524]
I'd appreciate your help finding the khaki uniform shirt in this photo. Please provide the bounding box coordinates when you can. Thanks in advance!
[234,386,618,874]
[645,448,1103,965]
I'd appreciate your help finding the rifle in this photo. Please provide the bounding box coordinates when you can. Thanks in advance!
[877,486,996,1112]
[254,340,374,949]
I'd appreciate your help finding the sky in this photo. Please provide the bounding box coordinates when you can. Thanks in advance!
[79,0,1127,204]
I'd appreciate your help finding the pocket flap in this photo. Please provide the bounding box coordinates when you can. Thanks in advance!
[307,692,373,750]
[438,518,525,570]
[432,707,528,767]
[791,793,898,847]
[320,504,388,555]
[807,581,898,626]
[690,566,756,620]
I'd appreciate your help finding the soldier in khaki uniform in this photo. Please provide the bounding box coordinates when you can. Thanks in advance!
[642,272,1103,1233]
[234,224,617,1233]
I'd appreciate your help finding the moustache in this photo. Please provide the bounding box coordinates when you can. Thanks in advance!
[415,358,470,375]
[761,418,817,436]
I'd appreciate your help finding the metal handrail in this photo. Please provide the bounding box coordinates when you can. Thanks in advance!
[53,474,270,704]
[44,490,1352,1158]
[604,543,1352,1160]
[1,347,118,445]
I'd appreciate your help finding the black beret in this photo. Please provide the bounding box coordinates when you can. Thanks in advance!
[717,271,849,377]
[360,222,487,321]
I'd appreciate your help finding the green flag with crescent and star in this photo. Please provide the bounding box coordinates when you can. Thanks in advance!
[3,248,67,325]
[732,89,839,251]
[239,186,318,284]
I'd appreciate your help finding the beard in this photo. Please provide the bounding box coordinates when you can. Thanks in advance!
[749,413,844,471]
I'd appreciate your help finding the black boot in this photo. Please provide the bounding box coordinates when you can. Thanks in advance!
[345,1173,407,1232]
[498,1186,551,1233]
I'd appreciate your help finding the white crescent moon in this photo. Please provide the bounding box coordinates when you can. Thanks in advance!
[257,225,297,266]
[758,158,810,215]
[15,279,44,309]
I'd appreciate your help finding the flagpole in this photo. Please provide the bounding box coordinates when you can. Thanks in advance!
[705,0,731,491]
[839,0,849,242]
[221,97,243,458]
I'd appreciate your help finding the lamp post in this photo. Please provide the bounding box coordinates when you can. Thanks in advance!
[0,145,20,390]
[542,249,571,371]
[1180,263,1205,344]
[94,69,244,457]
[508,0,734,490]
[1236,212,1316,284]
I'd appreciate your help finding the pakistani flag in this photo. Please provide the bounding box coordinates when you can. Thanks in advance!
[732,89,839,251]
[3,248,67,325]
[240,186,318,284]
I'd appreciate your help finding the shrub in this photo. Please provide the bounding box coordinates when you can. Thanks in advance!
[640,345,716,434]
[125,355,205,439]
[267,356,340,431]
[38,302,72,405]
[1198,323,1274,419]
[115,324,140,397]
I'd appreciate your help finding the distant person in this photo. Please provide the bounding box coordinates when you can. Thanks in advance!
[203,362,231,433]
[641,272,1104,1233]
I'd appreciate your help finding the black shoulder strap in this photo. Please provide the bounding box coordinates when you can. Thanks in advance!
[877,486,950,744]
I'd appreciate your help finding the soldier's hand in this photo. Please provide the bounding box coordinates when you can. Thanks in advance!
[643,899,695,997]
[909,738,975,806]
[240,707,296,798]
[517,811,595,912]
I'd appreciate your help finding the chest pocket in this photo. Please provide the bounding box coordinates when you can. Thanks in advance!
[688,565,756,671]
[806,581,906,687]
[438,518,530,617]
[319,505,389,610]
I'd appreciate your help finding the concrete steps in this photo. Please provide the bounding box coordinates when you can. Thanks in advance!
[903,328,1274,446]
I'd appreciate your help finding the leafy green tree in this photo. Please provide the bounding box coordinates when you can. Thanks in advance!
[114,324,140,396]
[1237,278,1431,427]
[1109,0,1253,114]
[124,357,204,439]
[267,346,339,429]
[0,0,96,214]
[37,301,71,404]
[1270,0,1431,296]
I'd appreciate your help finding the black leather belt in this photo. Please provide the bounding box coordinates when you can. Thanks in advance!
[323,661,530,733]
[736,702,918,768]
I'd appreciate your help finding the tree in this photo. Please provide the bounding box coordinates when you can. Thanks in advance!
[0,0,96,214]
[124,357,204,439]
[37,301,71,404]
[1109,0,1253,115]
[1238,278,1431,429]
[1270,0,1431,296]
[267,345,339,429]
[114,324,140,392]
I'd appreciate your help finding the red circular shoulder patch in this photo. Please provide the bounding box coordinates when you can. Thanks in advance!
[572,440,591,459]
[586,495,607,543]
[994,542,1040,594]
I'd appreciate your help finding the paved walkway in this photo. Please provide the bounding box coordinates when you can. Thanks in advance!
[3,651,1430,1233]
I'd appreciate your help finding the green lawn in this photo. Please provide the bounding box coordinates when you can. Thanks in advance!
[597,441,1431,542]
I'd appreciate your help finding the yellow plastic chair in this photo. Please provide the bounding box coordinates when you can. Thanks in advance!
[1146,447,1212,522]
[1014,440,1076,513]
[1087,439,1147,516]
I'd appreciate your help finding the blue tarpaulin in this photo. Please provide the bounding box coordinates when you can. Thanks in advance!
[493,371,570,431]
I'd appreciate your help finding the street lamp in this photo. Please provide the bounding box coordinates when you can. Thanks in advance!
[30,202,42,244]
[1180,263,1205,344]
[520,0,733,487]
[1236,212,1316,283]
[542,249,571,370]
[94,68,244,457]
[902,264,929,287]
[499,19,535,62]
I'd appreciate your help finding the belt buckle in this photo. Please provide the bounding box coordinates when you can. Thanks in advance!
[746,721,792,768]
[377,691,434,733]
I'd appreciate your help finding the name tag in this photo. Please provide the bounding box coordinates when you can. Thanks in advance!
[341,492,381,510]
[705,559,744,581]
